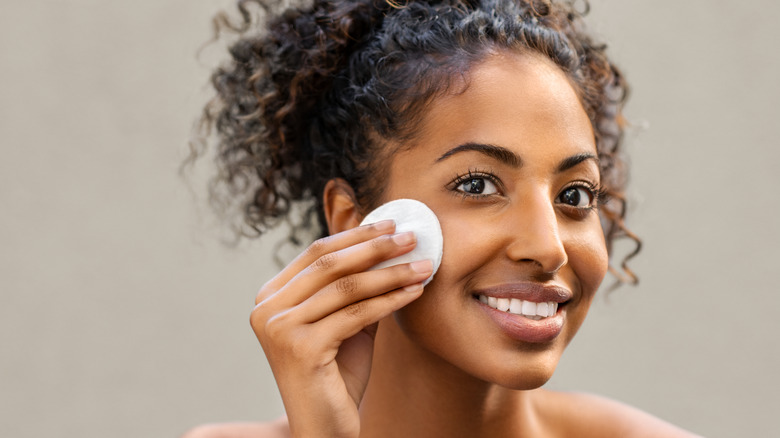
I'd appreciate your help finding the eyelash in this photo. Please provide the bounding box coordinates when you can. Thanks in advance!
[449,170,609,210]
[558,181,609,211]
[449,169,502,199]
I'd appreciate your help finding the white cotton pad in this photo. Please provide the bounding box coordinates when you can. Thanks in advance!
[359,199,443,286]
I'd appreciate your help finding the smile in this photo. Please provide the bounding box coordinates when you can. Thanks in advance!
[476,295,559,320]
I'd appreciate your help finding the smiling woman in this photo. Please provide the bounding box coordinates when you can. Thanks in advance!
[373,53,611,393]
[184,0,698,436]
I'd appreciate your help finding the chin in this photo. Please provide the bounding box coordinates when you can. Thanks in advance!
[468,349,563,390]
[491,363,558,390]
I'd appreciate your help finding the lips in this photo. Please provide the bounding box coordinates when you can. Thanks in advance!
[471,283,572,343]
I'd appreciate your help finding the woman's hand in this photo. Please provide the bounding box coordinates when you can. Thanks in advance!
[250,220,433,438]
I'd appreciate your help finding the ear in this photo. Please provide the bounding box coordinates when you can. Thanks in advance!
[323,178,362,235]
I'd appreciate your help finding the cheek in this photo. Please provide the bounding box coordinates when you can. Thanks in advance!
[437,213,501,279]
[427,201,520,291]
[566,224,609,297]
[557,222,608,345]
[395,208,501,322]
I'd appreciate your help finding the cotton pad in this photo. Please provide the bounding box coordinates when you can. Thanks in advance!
[360,199,443,286]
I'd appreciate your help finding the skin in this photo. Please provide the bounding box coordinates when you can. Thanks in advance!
[183,51,699,438]
[358,50,607,436]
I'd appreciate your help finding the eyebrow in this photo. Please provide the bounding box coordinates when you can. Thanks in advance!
[556,153,599,173]
[435,143,522,167]
[435,142,598,173]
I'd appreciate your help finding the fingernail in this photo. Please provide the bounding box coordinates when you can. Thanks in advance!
[410,259,433,274]
[403,283,423,293]
[392,231,415,246]
[373,220,395,232]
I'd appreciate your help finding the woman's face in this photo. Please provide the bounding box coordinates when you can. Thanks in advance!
[377,51,609,389]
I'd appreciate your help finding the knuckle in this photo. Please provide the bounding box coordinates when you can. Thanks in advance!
[249,305,270,335]
[313,252,338,271]
[249,307,261,328]
[262,312,289,341]
[305,236,331,258]
[343,300,367,318]
[335,275,358,297]
[252,290,275,314]
[255,282,274,305]
[252,310,321,364]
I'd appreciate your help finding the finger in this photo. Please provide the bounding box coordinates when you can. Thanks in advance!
[255,220,395,305]
[261,230,419,309]
[290,259,434,324]
[313,282,425,347]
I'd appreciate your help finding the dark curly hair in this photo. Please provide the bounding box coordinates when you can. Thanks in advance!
[191,0,641,283]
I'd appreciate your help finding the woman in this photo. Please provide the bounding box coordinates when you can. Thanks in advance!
[186,0,699,436]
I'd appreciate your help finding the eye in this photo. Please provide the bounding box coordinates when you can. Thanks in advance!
[456,176,498,196]
[557,186,594,208]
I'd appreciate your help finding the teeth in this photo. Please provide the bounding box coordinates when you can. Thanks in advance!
[509,298,522,314]
[477,295,559,319]
[522,300,537,316]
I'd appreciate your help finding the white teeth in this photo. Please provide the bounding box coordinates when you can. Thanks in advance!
[509,298,523,314]
[477,294,560,319]
[522,300,537,316]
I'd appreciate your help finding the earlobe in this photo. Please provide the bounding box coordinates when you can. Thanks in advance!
[323,179,362,235]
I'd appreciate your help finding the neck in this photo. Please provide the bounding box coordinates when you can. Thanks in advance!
[358,317,541,438]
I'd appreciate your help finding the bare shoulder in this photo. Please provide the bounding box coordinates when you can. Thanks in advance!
[534,390,702,438]
[180,416,290,438]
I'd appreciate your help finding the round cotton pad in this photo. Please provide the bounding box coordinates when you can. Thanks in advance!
[360,199,443,286]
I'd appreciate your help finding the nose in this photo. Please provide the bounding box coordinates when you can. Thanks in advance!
[505,192,568,274]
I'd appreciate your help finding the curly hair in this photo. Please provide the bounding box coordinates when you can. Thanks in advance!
[191,0,640,283]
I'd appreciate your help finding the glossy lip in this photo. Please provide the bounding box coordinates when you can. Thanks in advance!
[471,282,573,344]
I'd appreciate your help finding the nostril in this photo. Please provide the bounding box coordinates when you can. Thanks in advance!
[514,257,566,276]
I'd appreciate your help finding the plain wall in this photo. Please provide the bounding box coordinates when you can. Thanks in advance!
[1,0,778,436]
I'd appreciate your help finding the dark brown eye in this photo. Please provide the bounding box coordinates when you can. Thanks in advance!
[456,177,497,195]
[558,187,593,208]
[462,179,484,193]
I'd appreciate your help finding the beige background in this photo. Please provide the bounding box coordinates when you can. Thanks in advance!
[1,0,778,436]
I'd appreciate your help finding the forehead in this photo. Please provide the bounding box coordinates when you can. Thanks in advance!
[398,50,596,163]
